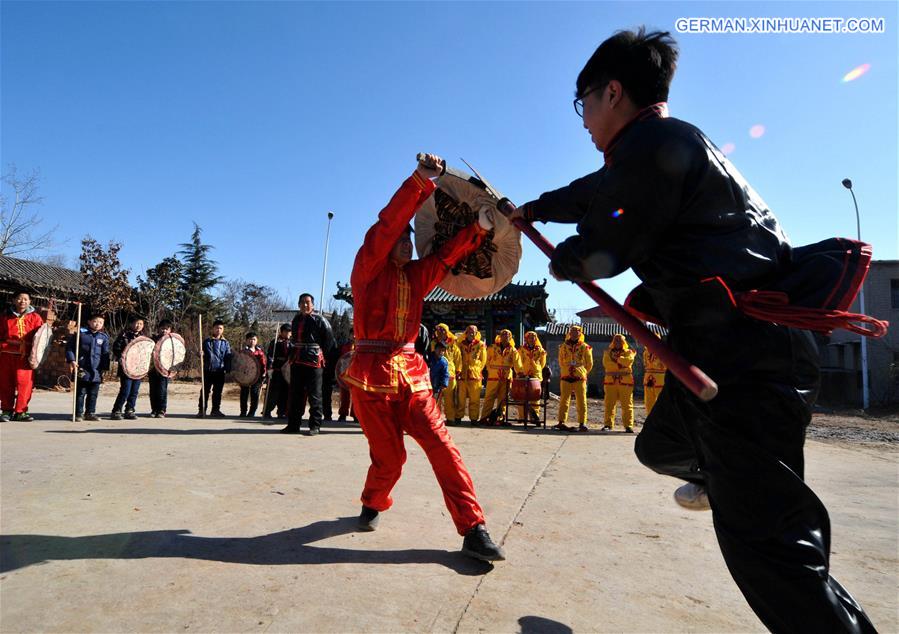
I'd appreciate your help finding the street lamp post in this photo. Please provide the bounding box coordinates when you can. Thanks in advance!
[842,178,869,410]
[320,212,335,314]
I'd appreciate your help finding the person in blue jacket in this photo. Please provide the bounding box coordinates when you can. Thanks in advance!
[66,313,110,421]
[198,319,232,417]
[429,342,450,408]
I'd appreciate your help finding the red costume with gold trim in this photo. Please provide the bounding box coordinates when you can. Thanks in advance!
[346,171,489,535]
[0,307,44,414]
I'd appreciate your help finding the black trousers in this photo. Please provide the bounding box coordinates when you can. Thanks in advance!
[148,372,168,414]
[635,320,875,633]
[288,364,323,430]
[240,382,262,416]
[199,370,225,413]
[263,370,289,417]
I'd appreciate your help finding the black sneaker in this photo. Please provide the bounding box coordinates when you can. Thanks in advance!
[461,524,506,562]
[280,425,300,434]
[158,412,166,418]
[124,411,137,420]
[625,427,635,434]
[336,415,346,422]
[308,427,320,436]
[110,412,123,421]
[196,411,206,419]
[357,506,380,531]
[0,411,12,422]
[13,412,34,422]
[84,413,100,422]
[212,410,226,418]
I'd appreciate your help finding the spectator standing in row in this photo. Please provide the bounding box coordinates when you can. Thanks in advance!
[111,316,145,420]
[67,313,109,422]
[198,320,232,418]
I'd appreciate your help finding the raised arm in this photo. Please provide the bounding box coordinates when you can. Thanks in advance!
[351,158,442,287]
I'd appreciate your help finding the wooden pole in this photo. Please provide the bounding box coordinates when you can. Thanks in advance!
[71,302,82,422]
[497,198,718,402]
[198,314,206,417]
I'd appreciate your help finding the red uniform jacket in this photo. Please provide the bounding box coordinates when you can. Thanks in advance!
[0,308,44,357]
[345,172,488,395]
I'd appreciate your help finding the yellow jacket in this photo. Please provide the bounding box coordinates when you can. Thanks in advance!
[603,334,635,386]
[558,337,593,381]
[516,332,546,378]
[485,331,518,381]
[431,324,461,378]
[459,333,487,380]
[643,347,666,388]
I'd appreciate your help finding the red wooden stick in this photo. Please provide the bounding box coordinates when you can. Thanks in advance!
[497,198,718,402]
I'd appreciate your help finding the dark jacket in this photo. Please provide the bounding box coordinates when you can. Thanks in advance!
[290,313,335,368]
[66,328,110,383]
[266,338,293,370]
[203,337,232,372]
[113,329,145,378]
[522,109,806,384]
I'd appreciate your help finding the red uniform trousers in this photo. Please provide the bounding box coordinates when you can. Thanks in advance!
[0,353,34,413]
[351,384,485,535]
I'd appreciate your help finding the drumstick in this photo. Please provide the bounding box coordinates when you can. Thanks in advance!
[71,302,82,422]
[415,153,447,176]
[198,314,206,418]
[495,197,718,402]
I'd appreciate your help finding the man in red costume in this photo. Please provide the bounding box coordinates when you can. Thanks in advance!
[343,153,505,562]
[0,290,45,421]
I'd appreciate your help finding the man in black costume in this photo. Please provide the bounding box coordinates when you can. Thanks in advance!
[282,293,334,436]
[511,27,876,634]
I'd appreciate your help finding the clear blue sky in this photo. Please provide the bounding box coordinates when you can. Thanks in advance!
[3,1,896,320]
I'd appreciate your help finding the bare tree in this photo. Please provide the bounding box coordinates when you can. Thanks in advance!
[0,165,58,256]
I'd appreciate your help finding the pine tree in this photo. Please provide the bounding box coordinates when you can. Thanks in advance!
[177,223,222,318]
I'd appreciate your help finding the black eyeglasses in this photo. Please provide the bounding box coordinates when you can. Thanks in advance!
[573,84,604,118]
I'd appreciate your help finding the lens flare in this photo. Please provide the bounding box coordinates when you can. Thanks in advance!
[611,208,624,218]
[842,63,870,83]
[749,125,766,139]
[721,142,736,155]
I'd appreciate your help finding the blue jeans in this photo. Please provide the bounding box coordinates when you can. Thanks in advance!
[76,382,101,416]
[112,376,142,413]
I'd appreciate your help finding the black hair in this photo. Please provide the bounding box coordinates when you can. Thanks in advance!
[11,288,30,299]
[279,323,291,332]
[88,312,105,320]
[434,342,446,351]
[576,27,678,107]
[212,319,225,327]
[299,293,315,304]
[128,315,145,325]
[245,331,257,339]
[158,319,173,329]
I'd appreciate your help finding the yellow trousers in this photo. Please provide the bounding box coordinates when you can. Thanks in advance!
[458,379,482,421]
[603,384,634,429]
[644,385,662,416]
[438,377,458,420]
[559,379,587,425]
[480,379,509,419]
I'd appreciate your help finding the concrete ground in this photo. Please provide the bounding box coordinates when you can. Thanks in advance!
[1,389,896,633]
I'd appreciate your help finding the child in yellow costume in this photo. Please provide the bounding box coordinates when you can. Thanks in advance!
[457,325,487,422]
[602,333,636,432]
[557,325,593,432]
[479,329,519,425]
[642,339,666,416]
[431,323,462,423]
[515,331,546,423]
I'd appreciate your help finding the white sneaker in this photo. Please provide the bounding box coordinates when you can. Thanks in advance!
[674,482,711,511]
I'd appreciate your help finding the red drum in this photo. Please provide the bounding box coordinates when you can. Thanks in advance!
[511,377,541,402]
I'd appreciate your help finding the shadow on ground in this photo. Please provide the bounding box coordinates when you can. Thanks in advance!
[518,616,573,634]
[0,517,492,576]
